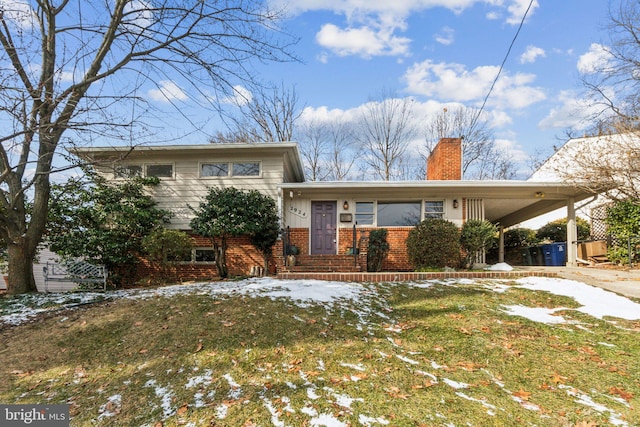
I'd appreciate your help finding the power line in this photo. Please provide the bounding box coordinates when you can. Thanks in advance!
[469,0,536,132]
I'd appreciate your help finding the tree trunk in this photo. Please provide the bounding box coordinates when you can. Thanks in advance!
[262,251,269,276]
[6,240,38,294]
[213,237,228,279]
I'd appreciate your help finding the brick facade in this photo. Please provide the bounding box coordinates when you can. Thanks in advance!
[136,233,271,282]
[427,137,462,180]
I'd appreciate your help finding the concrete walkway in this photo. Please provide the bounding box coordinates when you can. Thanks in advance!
[521,266,640,299]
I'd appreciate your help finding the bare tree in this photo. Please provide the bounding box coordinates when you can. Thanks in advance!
[0,0,296,294]
[297,118,330,181]
[215,82,301,143]
[582,0,640,123]
[325,119,358,181]
[423,106,513,179]
[296,117,358,181]
[357,91,417,181]
[544,127,640,201]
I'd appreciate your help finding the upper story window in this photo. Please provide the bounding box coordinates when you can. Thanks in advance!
[377,201,421,227]
[115,164,142,178]
[201,163,229,177]
[146,164,173,178]
[232,162,260,176]
[355,202,374,225]
[424,200,445,219]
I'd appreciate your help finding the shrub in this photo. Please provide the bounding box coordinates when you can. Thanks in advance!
[536,217,590,242]
[47,172,170,285]
[504,228,539,248]
[406,219,461,269]
[460,220,498,268]
[605,199,640,264]
[142,228,194,281]
[190,187,279,278]
[367,229,390,272]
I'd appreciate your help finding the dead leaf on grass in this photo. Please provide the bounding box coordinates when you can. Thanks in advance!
[177,404,188,415]
[513,389,532,401]
[609,386,634,402]
[194,342,203,353]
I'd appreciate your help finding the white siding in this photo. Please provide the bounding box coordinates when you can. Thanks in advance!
[98,151,286,230]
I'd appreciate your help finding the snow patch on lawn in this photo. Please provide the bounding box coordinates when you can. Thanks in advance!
[501,305,568,324]
[514,277,640,320]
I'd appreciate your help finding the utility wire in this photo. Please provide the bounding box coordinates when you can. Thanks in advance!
[469,0,536,131]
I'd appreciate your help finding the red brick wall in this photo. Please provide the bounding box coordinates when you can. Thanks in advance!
[136,233,274,283]
[282,227,309,255]
[346,227,413,272]
[381,227,413,271]
[427,137,462,180]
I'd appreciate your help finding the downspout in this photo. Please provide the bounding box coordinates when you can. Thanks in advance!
[276,185,284,234]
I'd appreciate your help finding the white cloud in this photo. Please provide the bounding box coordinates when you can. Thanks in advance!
[520,45,545,64]
[506,0,539,25]
[270,0,540,58]
[538,90,604,130]
[577,43,612,74]
[0,0,36,28]
[147,80,188,103]
[222,85,253,106]
[434,26,455,45]
[123,0,154,33]
[403,60,545,109]
[316,23,410,58]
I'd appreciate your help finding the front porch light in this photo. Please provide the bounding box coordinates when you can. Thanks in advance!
[343,200,349,210]
[452,199,459,209]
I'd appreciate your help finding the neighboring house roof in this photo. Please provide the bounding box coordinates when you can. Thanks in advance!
[73,142,306,183]
[280,180,594,228]
[529,132,640,183]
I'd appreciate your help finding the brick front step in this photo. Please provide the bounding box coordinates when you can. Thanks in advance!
[276,270,558,282]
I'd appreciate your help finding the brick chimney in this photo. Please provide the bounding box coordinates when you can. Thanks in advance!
[426,137,462,180]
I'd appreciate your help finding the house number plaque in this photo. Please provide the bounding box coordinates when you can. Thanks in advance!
[289,206,308,218]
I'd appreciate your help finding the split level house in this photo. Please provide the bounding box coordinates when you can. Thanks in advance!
[74,138,595,279]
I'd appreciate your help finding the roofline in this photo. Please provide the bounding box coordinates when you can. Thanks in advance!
[71,142,306,182]
[72,141,300,153]
[279,180,588,190]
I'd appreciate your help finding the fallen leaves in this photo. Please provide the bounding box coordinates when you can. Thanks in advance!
[513,389,532,401]
[609,386,634,402]
[385,386,410,400]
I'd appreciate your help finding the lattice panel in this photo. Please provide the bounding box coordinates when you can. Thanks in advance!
[590,203,609,240]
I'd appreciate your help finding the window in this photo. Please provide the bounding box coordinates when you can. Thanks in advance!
[146,164,173,178]
[377,202,421,227]
[195,249,216,262]
[201,163,229,177]
[115,164,142,178]
[355,202,374,225]
[424,200,444,219]
[232,162,260,176]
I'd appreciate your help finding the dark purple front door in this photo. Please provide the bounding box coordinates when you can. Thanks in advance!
[311,201,337,255]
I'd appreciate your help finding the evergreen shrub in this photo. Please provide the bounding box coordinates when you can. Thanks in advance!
[406,219,461,269]
[367,229,390,272]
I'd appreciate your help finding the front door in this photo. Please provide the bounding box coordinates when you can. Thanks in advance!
[311,201,337,255]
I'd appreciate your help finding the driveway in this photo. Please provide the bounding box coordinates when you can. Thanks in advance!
[522,266,640,299]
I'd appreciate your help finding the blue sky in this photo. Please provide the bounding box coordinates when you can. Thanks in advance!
[193,0,612,177]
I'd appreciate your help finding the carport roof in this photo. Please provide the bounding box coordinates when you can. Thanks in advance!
[279,180,596,228]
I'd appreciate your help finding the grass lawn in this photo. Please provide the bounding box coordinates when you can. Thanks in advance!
[0,277,639,426]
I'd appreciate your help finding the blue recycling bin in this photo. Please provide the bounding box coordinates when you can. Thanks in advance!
[542,242,566,266]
